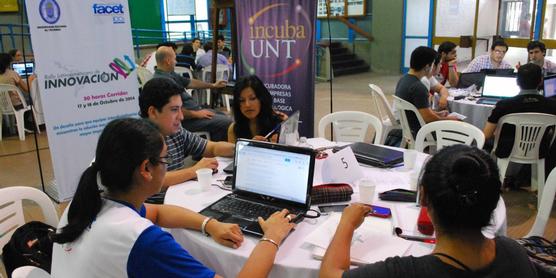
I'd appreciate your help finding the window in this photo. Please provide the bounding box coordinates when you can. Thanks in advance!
[543,0,556,39]
[498,0,535,38]
[162,0,209,40]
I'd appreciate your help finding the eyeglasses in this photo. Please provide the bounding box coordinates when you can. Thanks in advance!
[154,156,172,165]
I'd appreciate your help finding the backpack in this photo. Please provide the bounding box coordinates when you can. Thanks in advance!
[1,221,55,277]
[516,236,556,278]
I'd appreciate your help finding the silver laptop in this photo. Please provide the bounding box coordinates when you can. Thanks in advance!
[200,139,315,236]
[477,75,520,105]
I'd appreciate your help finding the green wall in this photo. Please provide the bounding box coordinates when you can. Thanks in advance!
[0,0,32,54]
[129,0,163,45]
[370,0,404,74]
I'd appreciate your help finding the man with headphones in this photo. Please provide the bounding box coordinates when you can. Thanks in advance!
[395,46,459,138]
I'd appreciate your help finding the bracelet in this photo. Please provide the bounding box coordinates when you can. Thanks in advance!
[260,237,279,250]
[201,217,213,237]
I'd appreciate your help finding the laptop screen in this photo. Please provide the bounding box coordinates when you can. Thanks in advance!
[11,62,34,77]
[233,139,314,205]
[481,75,520,98]
[544,75,556,98]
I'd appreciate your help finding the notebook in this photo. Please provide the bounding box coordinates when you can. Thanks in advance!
[200,139,315,237]
[544,74,556,98]
[334,142,404,168]
[477,75,520,105]
[11,62,34,77]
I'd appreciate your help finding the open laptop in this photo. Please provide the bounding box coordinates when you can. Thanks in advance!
[334,142,404,168]
[200,139,315,236]
[544,74,556,98]
[457,72,486,89]
[12,62,34,77]
[480,68,516,76]
[476,75,520,105]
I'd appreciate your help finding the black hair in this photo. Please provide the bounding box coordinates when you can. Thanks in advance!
[192,38,201,43]
[0,53,12,74]
[51,118,164,244]
[410,46,437,71]
[181,43,194,56]
[527,41,546,54]
[139,77,183,118]
[438,41,457,55]
[517,63,542,90]
[232,75,281,140]
[156,41,177,50]
[217,35,225,41]
[203,42,214,52]
[433,53,441,66]
[420,145,501,232]
[8,49,19,58]
[491,39,508,51]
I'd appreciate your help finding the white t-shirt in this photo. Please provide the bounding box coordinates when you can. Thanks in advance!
[420,76,439,92]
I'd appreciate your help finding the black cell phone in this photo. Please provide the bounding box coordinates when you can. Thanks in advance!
[222,176,233,186]
[318,204,348,213]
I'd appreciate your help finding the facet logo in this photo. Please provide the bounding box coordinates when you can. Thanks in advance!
[39,0,61,24]
[92,4,124,14]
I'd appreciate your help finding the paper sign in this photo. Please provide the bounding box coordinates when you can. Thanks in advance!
[322,146,364,184]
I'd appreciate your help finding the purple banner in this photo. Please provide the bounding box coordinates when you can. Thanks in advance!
[235,0,316,137]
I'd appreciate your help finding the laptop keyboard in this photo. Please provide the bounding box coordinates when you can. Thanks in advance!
[211,196,288,221]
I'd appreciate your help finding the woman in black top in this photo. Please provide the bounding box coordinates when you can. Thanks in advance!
[227,75,286,143]
[320,145,537,278]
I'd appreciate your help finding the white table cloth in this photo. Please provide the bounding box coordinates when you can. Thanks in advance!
[164,138,506,278]
[448,96,494,129]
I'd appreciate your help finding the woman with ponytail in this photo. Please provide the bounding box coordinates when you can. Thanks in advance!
[51,118,296,278]
[320,145,537,278]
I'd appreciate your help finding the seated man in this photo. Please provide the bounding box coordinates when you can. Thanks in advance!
[483,63,556,158]
[196,42,232,73]
[522,41,556,74]
[395,46,458,137]
[436,41,459,86]
[217,34,232,58]
[421,53,449,110]
[139,77,235,187]
[140,41,177,73]
[192,38,205,63]
[464,39,513,73]
[154,46,232,142]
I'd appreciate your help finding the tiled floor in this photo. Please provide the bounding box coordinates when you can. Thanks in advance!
[0,72,555,277]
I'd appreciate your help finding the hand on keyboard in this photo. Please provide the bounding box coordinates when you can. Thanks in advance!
[205,219,244,249]
[257,209,296,246]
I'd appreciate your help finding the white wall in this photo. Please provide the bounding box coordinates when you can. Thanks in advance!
[435,0,476,37]
[476,0,498,37]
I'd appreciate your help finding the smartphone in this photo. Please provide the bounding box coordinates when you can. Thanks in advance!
[367,205,392,218]
[222,176,233,186]
[318,204,348,213]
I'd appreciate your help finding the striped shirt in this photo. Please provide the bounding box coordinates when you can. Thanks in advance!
[166,127,207,171]
[464,54,513,73]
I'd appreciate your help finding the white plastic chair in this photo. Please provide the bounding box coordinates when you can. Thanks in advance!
[368,84,400,144]
[0,84,41,141]
[492,113,556,207]
[201,64,230,111]
[174,65,194,80]
[136,66,154,87]
[11,265,51,278]
[415,121,485,153]
[318,111,383,144]
[0,186,59,256]
[30,78,45,125]
[527,167,556,237]
[393,96,434,149]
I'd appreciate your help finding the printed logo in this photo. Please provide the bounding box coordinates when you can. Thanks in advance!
[39,0,61,24]
[93,4,125,24]
[109,55,136,79]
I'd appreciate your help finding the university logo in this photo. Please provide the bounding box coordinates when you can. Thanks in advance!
[39,0,61,24]
[92,4,125,24]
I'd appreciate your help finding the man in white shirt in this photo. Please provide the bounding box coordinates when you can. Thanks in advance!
[464,39,513,73]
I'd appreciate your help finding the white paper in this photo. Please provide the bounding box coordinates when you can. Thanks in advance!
[322,147,364,184]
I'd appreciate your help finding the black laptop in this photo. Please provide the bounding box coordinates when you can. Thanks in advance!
[334,142,403,168]
[457,72,486,89]
[12,62,34,77]
[200,139,315,236]
[544,74,556,98]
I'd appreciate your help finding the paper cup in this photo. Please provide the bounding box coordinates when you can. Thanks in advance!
[404,149,418,169]
[358,178,376,204]
[196,168,213,191]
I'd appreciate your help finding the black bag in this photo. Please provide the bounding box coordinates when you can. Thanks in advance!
[1,221,55,277]
[516,236,556,278]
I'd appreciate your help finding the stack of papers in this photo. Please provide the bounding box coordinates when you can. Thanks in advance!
[304,213,412,265]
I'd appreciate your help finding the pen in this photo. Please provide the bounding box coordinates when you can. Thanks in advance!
[394,227,436,244]
[264,124,281,139]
